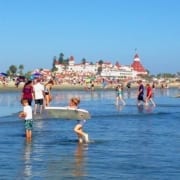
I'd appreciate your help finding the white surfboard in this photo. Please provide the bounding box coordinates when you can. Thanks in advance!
[43,106,91,120]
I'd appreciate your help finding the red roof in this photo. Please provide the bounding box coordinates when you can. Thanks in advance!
[131,61,146,72]
[69,56,74,61]
[131,54,146,72]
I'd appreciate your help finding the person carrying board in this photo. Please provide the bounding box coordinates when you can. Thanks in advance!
[68,97,89,143]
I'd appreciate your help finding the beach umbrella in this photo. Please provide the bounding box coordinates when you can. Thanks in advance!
[30,72,43,80]
[32,72,42,78]
[32,72,42,76]
[0,72,8,77]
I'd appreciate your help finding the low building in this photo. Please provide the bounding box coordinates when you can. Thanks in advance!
[55,53,148,80]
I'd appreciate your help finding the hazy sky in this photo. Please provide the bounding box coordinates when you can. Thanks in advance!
[0,0,180,74]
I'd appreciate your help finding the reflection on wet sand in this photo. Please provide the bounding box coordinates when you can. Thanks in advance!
[115,104,125,111]
[23,140,32,178]
[73,143,88,177]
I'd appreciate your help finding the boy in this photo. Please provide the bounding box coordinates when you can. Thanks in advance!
[19,99,33,139]
[68,97,89,143]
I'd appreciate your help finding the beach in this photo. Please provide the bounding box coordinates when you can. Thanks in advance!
[0,79,180,91]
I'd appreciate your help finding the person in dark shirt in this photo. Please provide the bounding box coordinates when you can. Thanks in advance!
[21,80,34,106]
[137,80,145,106]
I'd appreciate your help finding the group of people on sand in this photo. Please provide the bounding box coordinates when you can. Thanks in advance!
[115,80,156,107]
[19,78,89,144]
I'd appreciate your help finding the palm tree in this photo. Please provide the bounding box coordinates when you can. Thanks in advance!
[18,64,24,75]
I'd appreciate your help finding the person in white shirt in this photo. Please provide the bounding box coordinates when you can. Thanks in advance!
[19,99,33,139]
[33,79,44,115]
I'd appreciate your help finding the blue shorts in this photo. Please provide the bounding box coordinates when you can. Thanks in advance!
[25,120,33,130]
[77,120,86,126]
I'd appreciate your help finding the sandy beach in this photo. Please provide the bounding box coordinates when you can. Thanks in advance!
[0,80,180,92]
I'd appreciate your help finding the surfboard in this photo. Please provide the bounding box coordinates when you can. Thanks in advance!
[43,106,91,120]
[171,95,180,98]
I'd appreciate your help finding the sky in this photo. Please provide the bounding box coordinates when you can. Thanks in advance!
[0,0,180,75]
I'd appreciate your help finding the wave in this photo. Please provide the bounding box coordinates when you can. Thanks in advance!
[91,111,180,119]
[156,104,180,107]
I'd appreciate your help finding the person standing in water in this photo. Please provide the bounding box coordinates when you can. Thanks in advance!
[68,97,89,143]
[21,80,34,106]
[44,79,54,106]
[19,99,33,140]
[33,79,44,115]
[115,84,126,105]
[145,83,156,106]
[137,80,145,106]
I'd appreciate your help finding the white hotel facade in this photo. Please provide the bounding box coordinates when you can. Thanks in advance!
[55,54,147,80]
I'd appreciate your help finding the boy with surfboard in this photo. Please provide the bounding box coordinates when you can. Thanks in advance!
[69,97,89,143]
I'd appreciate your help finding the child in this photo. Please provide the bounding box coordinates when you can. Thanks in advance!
[68,97,89,143]
[19,99,33,139]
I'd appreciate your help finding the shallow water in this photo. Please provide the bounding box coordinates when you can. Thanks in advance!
[0,88,180,179]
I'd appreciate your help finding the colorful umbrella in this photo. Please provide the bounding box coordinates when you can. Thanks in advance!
[0,72,8,77]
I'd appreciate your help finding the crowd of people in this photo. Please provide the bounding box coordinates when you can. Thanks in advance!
[18,76,157,142]
[19,78,89,143]
[19,79,54,140]
[115,80,156,107]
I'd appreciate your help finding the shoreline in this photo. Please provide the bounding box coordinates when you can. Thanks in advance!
[0,82,179,92]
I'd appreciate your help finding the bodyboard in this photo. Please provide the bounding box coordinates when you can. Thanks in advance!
[44,106,91,120]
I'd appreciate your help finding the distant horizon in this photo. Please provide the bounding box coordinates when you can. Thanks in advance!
[1,51,180,75]
[2,53,179,76]
[1,0,180,75]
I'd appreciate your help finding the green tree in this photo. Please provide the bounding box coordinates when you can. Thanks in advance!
[63,58,69,70]
[82,58,86,65]
[24,71,32,79]
[18,64,24,75]
[9,65,17,76]
[52,56,58,72]
[97,60,103,75]
[97,66,103,75]
[98,60,104,66]
[58,53,64,64]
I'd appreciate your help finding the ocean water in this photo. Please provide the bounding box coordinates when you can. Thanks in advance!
[0,88,180,180]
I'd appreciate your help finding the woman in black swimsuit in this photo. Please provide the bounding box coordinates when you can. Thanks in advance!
[44,79,54,106]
